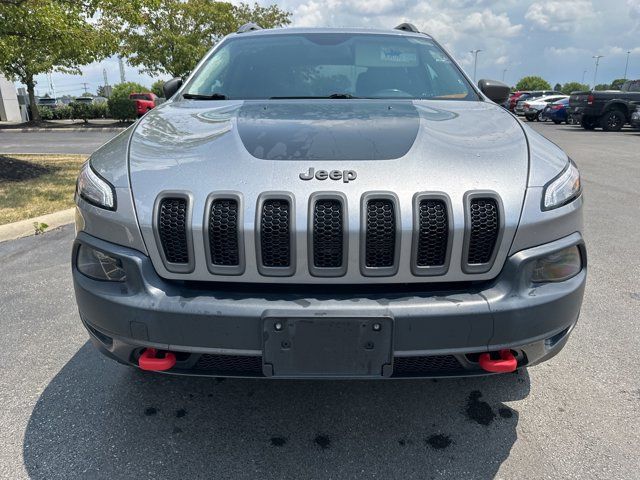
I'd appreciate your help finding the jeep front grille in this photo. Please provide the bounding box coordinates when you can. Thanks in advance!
[157,197,190,265]
[152,191,505,280]
[312,199,344,268]
[208,198,240,266]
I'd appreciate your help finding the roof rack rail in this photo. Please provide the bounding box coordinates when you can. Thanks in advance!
[237,22,262,34]
[394,23,420,33]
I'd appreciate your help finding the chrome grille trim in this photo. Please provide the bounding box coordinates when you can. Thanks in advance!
[255,192,296,277]
[462,191,504,274]
[203,192,245,276]
[411,192,453,276]
[360,192,401,277]
[308,192,348,277]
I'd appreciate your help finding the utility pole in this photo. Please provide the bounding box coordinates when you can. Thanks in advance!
[582,70,587,84]
[82,82,89,95]
[592,55,603,89]
[502,67,508,82]
[624,50,631,80]
[119,57,126,84]
[470,49,482,83]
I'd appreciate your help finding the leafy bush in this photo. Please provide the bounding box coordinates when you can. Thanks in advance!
[561,82,589,95]
[53,105,72,120]
[70,101,92,123]
[110,82,149,101]
[515,76,551,91]
[37,106,54,120]
[91,102,108,118]
[151,79,168,98]
[108,97,137,121]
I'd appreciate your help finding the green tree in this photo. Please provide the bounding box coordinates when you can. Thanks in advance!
[0,0,114,122]
[594,83,610,91]
[110,81,149,99]
[561,82,589,95]
[610,78,626,90]
[553,83,562,91]
[102,1,291,79]
[151,79,168,98]
[106,81,147,121]
[515,76,551,91]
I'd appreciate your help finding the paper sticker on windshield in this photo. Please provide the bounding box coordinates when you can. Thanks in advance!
[380,47,417,64]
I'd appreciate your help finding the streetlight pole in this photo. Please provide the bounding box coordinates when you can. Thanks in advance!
[470,50,482,83]
[582,70,587,84]
[592,55,603,89]
[502,67,508,82]
[624,50,631,80]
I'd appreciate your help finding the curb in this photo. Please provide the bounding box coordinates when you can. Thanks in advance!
[0,208,75,243]
[0,127,126,133]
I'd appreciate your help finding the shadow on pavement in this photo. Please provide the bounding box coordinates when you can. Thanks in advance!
[24,342,530,479]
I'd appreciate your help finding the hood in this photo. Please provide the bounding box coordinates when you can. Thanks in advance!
[127,98,529,283]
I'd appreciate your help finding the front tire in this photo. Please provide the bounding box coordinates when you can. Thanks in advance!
[525,114,536,122]
[600,110,625,132]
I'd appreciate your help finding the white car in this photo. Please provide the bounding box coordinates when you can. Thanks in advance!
[523,95,568,121]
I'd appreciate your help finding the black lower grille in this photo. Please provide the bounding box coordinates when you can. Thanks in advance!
[158,197,189,264]
[208,198,239,266]
[416,199,448,267]
[193,354,263,376]
[313,199,343,268]
[365,199,396,268]
[467,198,499,265]
[260,199,291,268]
[393,355,464,377]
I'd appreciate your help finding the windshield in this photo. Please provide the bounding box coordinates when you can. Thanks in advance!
[184,33,477,100]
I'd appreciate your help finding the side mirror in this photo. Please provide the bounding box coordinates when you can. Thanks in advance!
[163,77,183,99]
[478,79,511,105]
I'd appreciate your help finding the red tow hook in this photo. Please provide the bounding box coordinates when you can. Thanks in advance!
[479,349,517,373]
[138,348,176,371]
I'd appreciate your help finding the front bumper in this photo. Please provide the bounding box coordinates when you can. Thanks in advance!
[631,112,640,128]
[72,232,586,379]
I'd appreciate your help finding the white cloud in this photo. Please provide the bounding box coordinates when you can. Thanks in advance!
[460,9,523,37]
[525,0,595,32]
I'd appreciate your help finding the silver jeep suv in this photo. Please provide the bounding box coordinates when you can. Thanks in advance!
[72,24,586,378]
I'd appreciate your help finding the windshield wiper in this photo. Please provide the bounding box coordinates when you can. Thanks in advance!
[182,93,228,100]
[269,93,358,99]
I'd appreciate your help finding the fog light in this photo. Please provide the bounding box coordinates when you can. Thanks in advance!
[77,245,126,282]
[531,246,582,283]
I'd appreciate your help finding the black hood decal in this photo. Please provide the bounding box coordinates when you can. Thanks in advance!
[237,101,420,160]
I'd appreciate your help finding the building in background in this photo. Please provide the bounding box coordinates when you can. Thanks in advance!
[0,74,21,122]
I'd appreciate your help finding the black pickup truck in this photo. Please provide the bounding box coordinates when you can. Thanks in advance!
[569,80,640,131]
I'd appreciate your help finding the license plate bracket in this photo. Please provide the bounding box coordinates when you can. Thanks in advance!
[262,316,393,377]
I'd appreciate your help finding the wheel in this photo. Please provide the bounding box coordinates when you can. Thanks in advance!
[581,116,596,130]
[537,111,545,122]
[525,114,536,122]
[600,110,625,132]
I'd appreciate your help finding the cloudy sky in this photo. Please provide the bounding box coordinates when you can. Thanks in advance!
[29,0,640,97]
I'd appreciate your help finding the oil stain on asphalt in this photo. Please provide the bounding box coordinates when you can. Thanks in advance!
[425,434,452,450]
[270,436,287,447]
[314,435,331,449]
[144,407,158,416]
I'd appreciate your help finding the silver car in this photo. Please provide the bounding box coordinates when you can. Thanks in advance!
[72,24,586,379]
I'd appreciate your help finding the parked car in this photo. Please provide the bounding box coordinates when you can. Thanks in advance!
[523,95,569,121]
[514,90,562,116]
[73,23,585,379]
[569,80,640,131]
[507,91,529,112]
[129,92,158,116]
[541,98,572,124]
[36,97,63,109]
[631,105,640,129]
[75,96,108,105]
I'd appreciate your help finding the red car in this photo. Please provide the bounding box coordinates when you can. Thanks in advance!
[507,91,528,112]
[129,92,158,116]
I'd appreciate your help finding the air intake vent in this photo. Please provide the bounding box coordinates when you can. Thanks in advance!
[206,196,243,273]
[312,197,344,271]
[464,194,501,272]
[416,198,449,267]
[157,197,190,265]
[258,194,295,276]
[361,194,399,276]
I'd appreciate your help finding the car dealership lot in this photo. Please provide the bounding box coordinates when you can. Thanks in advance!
[0,123,638,479]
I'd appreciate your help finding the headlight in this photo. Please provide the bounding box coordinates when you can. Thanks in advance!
[531,246,582,283]
[542,160,581,211]
[76,161,116,210]
[77,245,126,282]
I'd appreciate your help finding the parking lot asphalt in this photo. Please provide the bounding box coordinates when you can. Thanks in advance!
[0,130,121,155]
[0,122,639,479]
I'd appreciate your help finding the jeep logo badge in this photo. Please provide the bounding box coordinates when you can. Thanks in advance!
[299,167,357,183]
